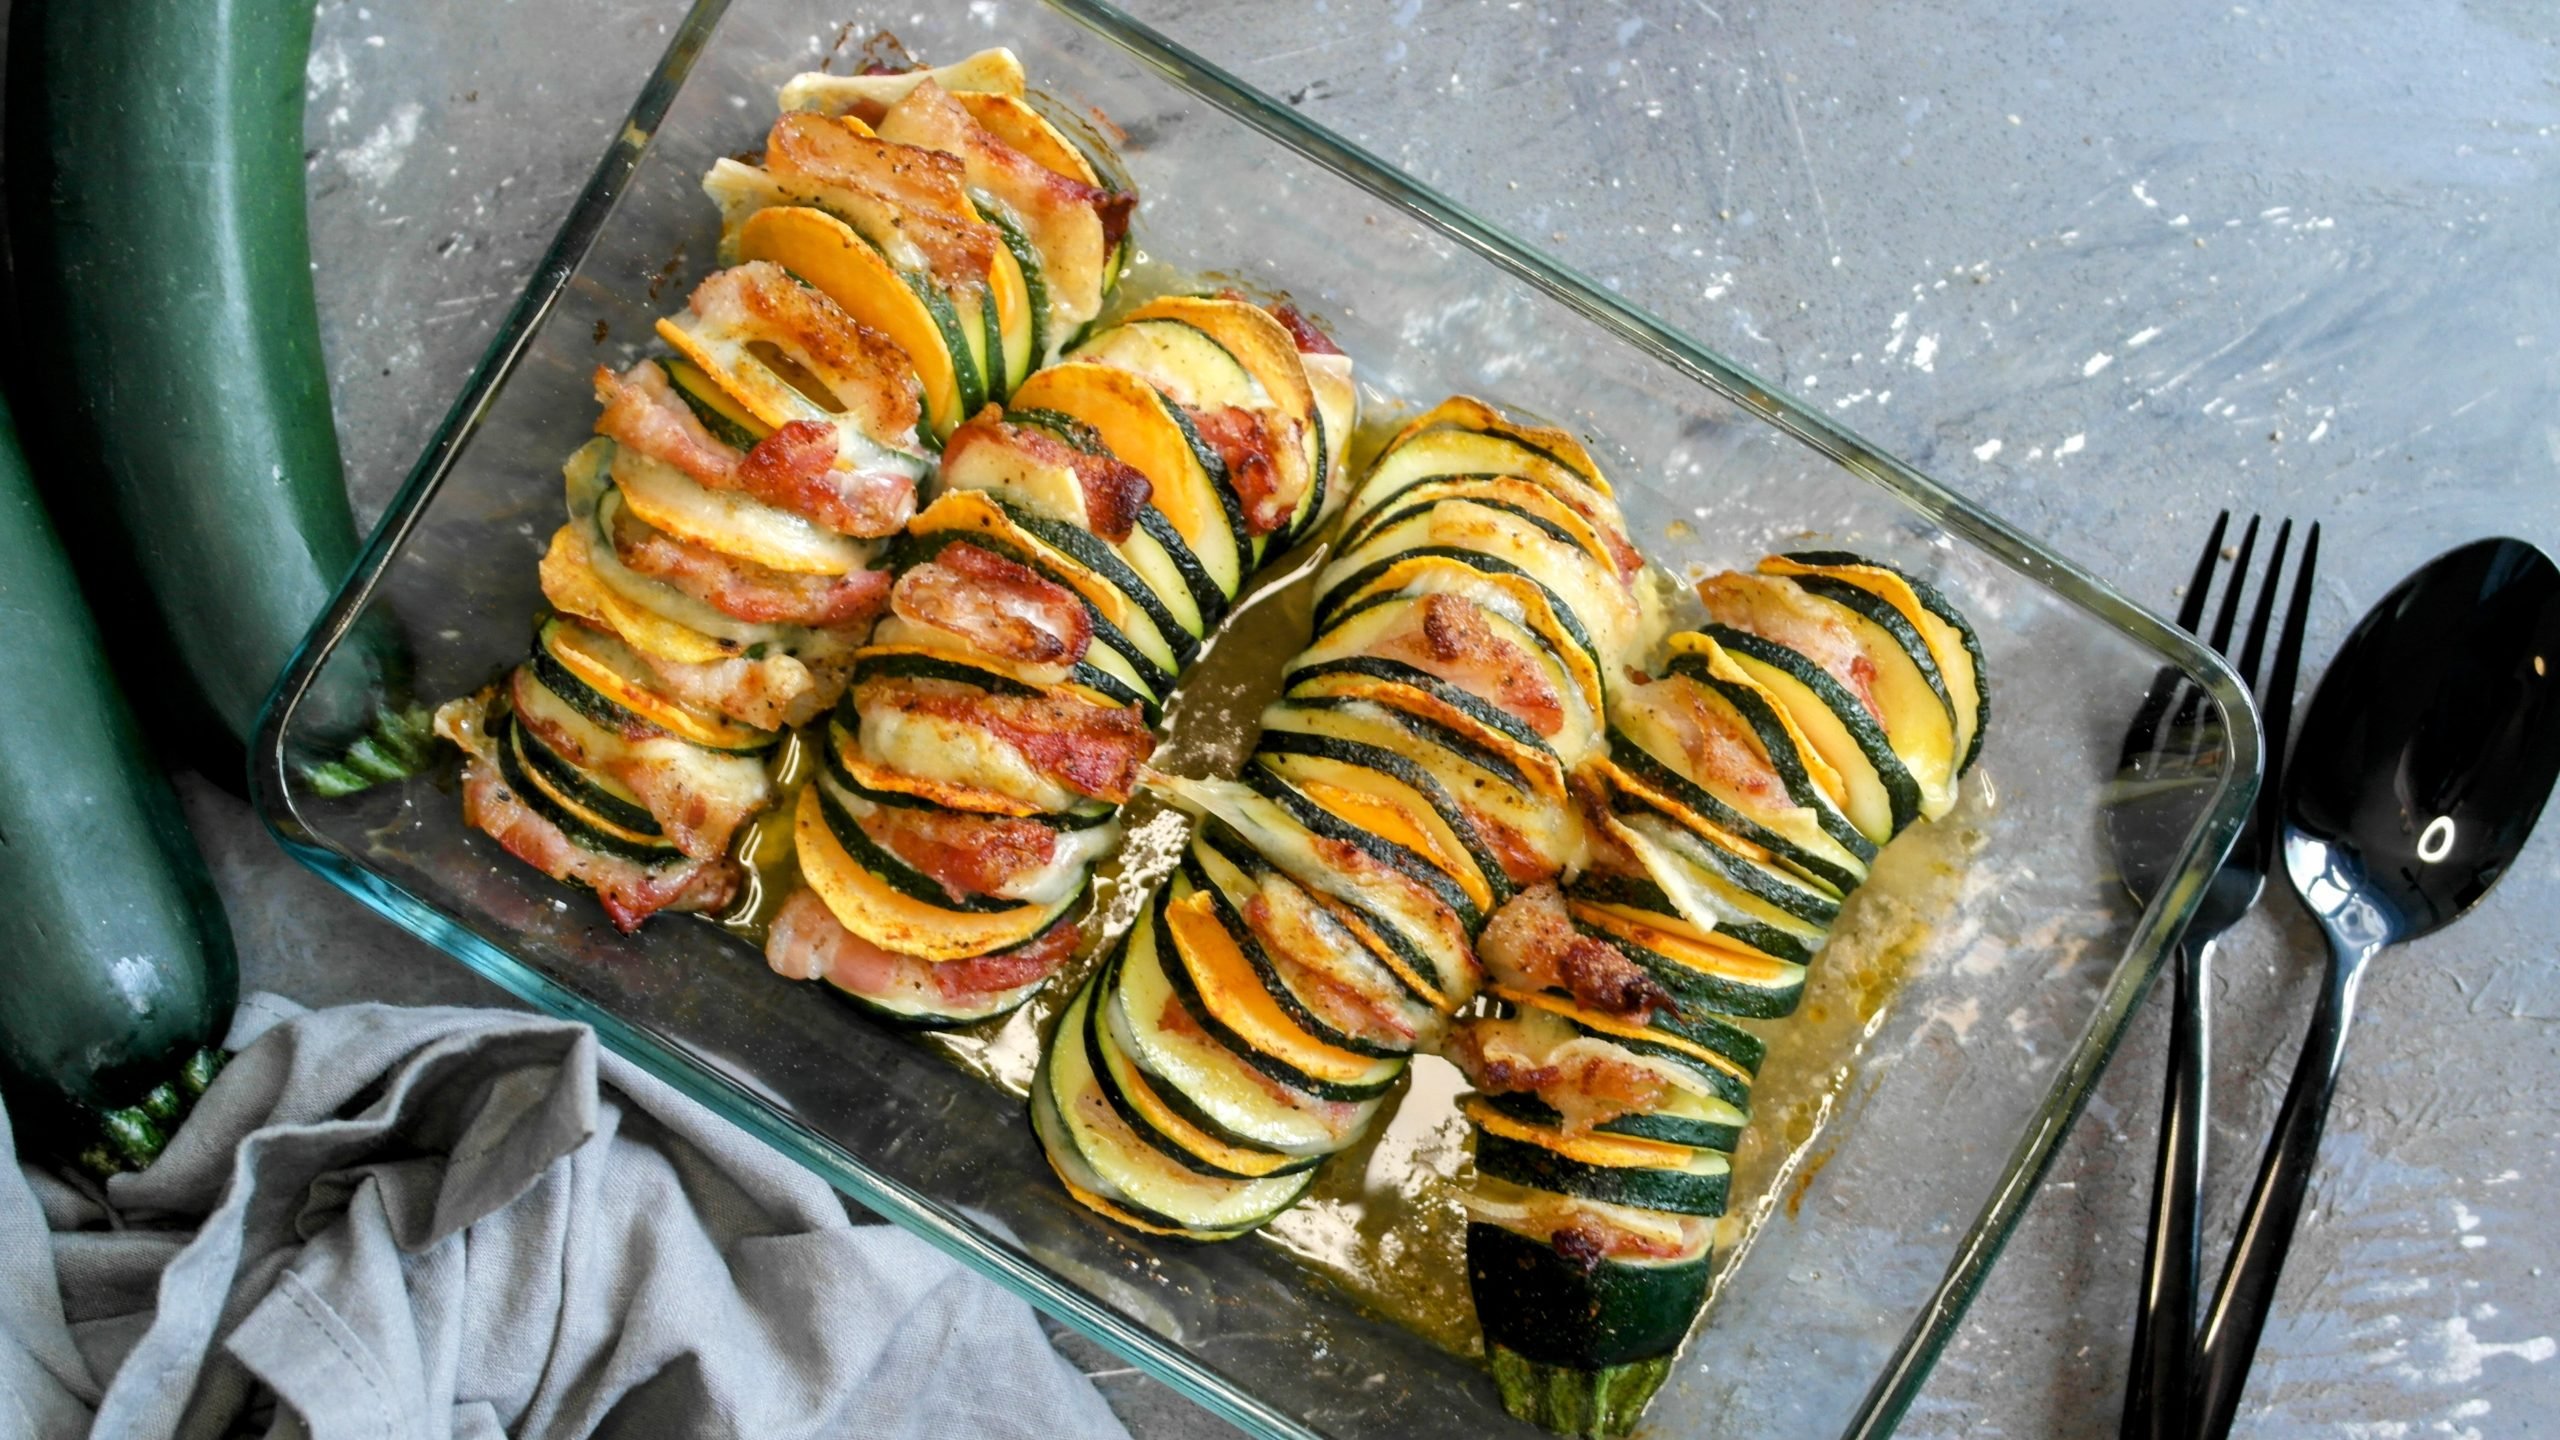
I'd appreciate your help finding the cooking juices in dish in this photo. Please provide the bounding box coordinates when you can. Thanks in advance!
[424,41,1991,1440]
[1030,398,1990,1434]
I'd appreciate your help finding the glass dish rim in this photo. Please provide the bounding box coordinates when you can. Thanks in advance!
[251,2,2263,1435]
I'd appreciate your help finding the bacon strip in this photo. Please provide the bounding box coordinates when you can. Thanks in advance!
[1445,1023,1672,1136]
[592,359,738,485]
[737,418,915,537]
[593,359,915,538]
[883,80,1123,267]
[1696,571,1882,720]
[891,542,1093,668]
[1478,885,1671,1019]
[1264,299,1343,357]
[767,887,1080,1003]
[1373,593,1565,738]
[608,503,891,628]
[944,409,1151,543]
[1188,406,1292,537]
[1240,884,1420,1049]
[763,114,996,296]
[857,801,1061,902]
[856,677,1154,804]
[1624,678,1793,812]
[1456,799,1562,889]
[436,695,738,932]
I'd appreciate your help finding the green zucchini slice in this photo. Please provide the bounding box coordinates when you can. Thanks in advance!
[1149,774,1476,1010]
[1081,949,1322,1180]
[1468,1099,1731,1216]
[1771,550,1991,776]
[1657,637,1876,865]
[1185,837,1439,1058]
[1569,900,1807,1022]
[1693,625,1921,841]
[793,783,1087,963]
[1034,979,1315,1240]
[1152,874,1407,1101]
[1468,1219,1709,1373]
[1104,897,1382,1157]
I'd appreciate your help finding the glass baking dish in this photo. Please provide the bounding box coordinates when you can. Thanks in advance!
[253,1,2257,1435]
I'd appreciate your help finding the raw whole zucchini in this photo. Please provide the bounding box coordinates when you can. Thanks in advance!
[5,0,428,794]
[0,391,232,1174]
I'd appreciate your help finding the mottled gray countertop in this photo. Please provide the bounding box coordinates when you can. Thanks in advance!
[198,0,2560,1435]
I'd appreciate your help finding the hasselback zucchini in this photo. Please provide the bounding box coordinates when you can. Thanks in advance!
[1030,385,1990,1438]
[431,48,1363,1044]
[402,36,2001,1438]
[1443,548,1989,1433]
[6,0,429,795]
[1034,397,1646,1255]
[0,391,232,1174]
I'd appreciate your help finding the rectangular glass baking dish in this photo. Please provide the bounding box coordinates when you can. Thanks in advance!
[252,2,2258,1435]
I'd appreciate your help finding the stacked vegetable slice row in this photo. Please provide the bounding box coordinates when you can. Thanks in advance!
[1448,551,1987,1435]
[1032,397,1650,1239]
[1025,392,1991,1437]
[432,50,1149,932]
[766,294,1359,1026]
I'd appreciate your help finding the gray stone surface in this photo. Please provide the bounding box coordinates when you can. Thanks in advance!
[172,0,2560,1435]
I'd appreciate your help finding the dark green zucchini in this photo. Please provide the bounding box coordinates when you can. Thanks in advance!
[1472,1128,1730,1216]
[6,0,427,795]
[1469,1222,1706,1438]
[1285,656,1552,755]
[1699,624,1922,838]
[1605,727,1865,895]
[1479,1089,1744,1153]
[0,393,233,1173]
[1779,549,1990,773]
[1660,649,1881,860]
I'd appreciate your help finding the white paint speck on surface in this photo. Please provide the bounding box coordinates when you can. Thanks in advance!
[1922,995,1982,1040]
[2057,433,2086,457]
[1911,333,1938,371]
[2128,325,2163,347]
[2084,352,2114,377]
[1973,438,2003,461]
[343,102,425,186]
[2399,1315,2557,1385]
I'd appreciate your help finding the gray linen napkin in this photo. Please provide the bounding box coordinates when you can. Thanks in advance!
[0,993,1131,1440]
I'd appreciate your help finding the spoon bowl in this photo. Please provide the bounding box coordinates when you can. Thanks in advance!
[2194,536,2560,1438]
[2284,537,2560,941]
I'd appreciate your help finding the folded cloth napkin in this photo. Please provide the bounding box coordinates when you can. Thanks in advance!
[0,993,1132,1440]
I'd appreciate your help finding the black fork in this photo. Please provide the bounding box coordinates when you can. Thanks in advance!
[2106,512,2320,1440]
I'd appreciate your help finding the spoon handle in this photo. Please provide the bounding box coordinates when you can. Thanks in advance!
[2117,936,2212,1440]
[2191,939,2372,1438]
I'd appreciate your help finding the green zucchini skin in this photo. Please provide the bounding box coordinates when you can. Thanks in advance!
[6,0,423,793]
[1468,1222,1709,1371]
[0,393,235,1165]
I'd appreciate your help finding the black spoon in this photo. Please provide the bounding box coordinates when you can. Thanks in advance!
[2192,536,2560,1438]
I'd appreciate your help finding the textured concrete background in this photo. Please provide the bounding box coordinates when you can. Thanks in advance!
[180,0,2560,1435]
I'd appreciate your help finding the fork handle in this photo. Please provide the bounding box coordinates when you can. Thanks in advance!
[2116,937,2213,1440]
[2191,938,2375,1438]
